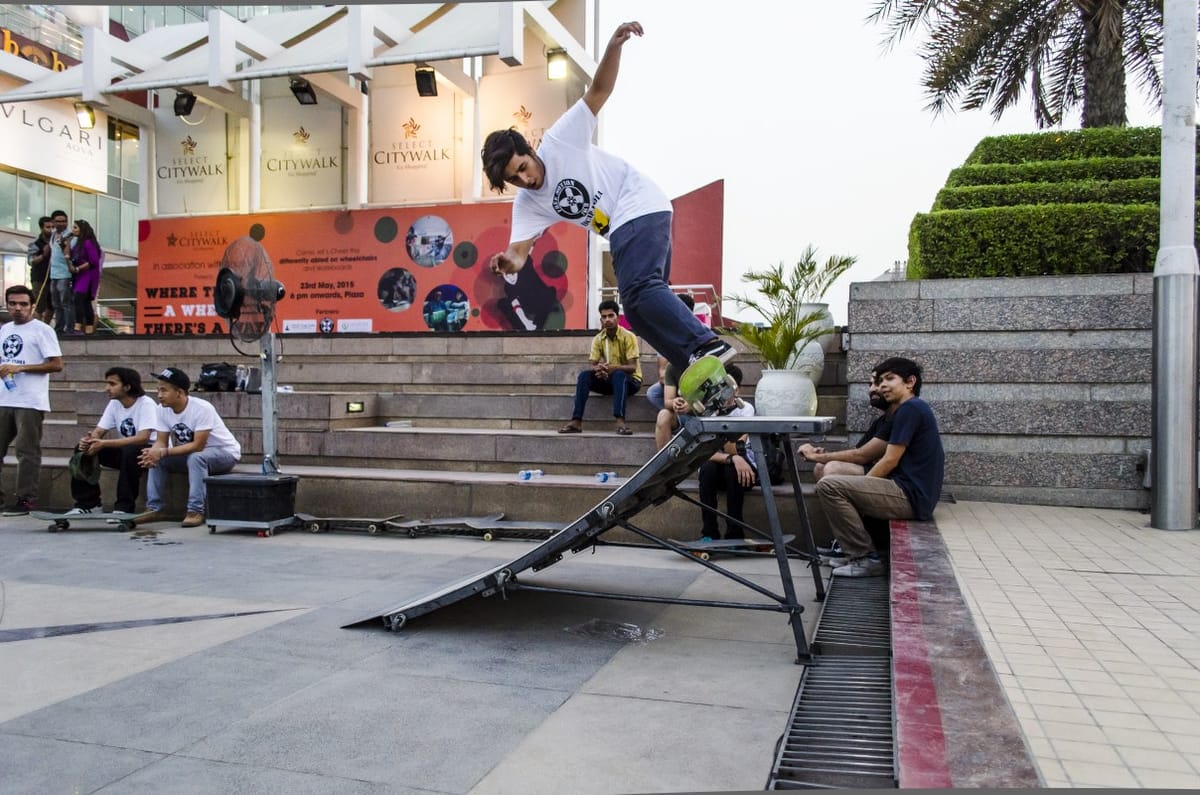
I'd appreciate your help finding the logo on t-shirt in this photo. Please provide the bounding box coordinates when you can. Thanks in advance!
[552,179,591,220]
[2,334,23,359]
[172,423,195,443]
[119,417,137,437]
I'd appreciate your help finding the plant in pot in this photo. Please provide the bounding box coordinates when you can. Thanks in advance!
[724,245,856,417]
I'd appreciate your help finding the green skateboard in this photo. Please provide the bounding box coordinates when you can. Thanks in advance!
[678,356,741,416]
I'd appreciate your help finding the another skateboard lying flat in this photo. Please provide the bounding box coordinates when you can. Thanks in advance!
[679,534,796,560]
[31,511,139,532]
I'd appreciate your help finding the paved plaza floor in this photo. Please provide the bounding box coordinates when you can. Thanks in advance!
[936,501,1200,789]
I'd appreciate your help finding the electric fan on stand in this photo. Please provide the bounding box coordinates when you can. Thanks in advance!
[205,236,298,536]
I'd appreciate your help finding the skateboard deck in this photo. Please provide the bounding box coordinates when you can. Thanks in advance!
[293,513,406,535]
[678,356,741,416]
[680,534,796,560]
[31,510,139,532]
[387,513,567,541]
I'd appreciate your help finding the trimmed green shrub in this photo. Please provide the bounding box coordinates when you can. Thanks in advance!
[932,177,1180,210]
[946,156,1163,187]
[964,127,1189,165]
[907,203,1195,279]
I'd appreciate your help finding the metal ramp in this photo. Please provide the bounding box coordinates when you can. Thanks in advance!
[344,416,834,662]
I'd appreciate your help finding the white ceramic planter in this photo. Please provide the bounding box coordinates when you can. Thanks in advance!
[753,368,818,417]
[788,339,825,385]
[800,302,837,353]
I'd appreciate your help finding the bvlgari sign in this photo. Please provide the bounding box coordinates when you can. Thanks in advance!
[0,75,106,192]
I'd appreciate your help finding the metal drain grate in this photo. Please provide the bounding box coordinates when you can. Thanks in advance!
[768,574,895,789]
[769,656,896,789]
[812,577,890,656]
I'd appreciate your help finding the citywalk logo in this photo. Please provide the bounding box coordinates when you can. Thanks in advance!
[181,135,197,155]
[293,126,311,145]
[166,230,229,249]
[373,117,451,169]
[402,117,421,140]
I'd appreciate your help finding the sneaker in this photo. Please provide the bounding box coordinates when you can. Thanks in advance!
[181,512,205,528]
[688,338,736,366]
[832,554,886,578]
[817,539,849,565]
[65,506,99,516]
[2,498,35,516]
[134,510,168,526]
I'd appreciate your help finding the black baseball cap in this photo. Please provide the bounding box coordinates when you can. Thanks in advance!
[151,366,190,391]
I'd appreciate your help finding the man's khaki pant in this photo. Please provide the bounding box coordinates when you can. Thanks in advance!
[0,406,45,501]
[815,475,914,559]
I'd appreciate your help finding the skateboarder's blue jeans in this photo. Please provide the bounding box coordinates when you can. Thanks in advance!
[572,369,641,420]
[147,448,238,514]
[610,212,716,372]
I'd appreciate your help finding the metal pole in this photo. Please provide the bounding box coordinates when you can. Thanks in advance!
[1151,0,1200,530]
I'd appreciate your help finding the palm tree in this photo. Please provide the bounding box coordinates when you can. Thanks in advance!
[869,0,1171,128]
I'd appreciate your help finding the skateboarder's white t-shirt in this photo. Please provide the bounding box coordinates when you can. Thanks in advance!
[0,319,61,412]
[98,394,159,442]
[509,100,672,243]
[154,396,241,459]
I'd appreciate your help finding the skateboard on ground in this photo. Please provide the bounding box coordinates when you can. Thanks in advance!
[679,534,796,561]
[31,510,139,532]
[293,513,406,535]
[387,513,567,542]
[677,356,742,416]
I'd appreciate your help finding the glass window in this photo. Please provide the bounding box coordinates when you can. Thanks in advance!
[16,176,44,233]
[0,171,15,230]
[122,6,143,36]
[108,174,122,197]
[120,200,138,253]
[120,128,140,183]
[46,183,71,221]
[97,195,120,251]
[74,191,97,231]
[144,6,165,31]
[2,254,27,295]
[121,179,139,204]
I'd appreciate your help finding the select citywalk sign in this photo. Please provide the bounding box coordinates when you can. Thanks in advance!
[135,205,587,335]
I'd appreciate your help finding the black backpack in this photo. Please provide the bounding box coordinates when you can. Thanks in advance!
[758,433,789,486]
[196,362,238,392]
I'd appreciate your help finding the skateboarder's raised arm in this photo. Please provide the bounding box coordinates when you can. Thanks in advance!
[584,21,643,116]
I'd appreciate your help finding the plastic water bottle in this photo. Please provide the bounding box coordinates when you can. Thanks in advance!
[595,471,618,483]
[517,469,544,481]
[2,373,15,391]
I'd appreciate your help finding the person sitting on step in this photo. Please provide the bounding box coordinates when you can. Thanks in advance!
[557,299,643,436]
[68,367,157,515]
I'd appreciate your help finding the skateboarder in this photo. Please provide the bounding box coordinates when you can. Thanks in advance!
[481,21,733,374]
[68,367,157,514]
[136,367,241,527]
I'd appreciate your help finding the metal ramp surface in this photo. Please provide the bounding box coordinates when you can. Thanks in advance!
[344,416,834,660]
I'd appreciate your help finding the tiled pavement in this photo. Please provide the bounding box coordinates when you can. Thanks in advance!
[935,501,1200,789]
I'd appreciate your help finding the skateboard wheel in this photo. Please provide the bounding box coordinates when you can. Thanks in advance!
[408,529,417,538]
[47,523,59,533]
[367,523,379,534]
[119,521,135,531]
[264,528,274,537]
[308,521,321,533]
[482,532,494,542]
[209,526,216,534]
[700,551,711,561]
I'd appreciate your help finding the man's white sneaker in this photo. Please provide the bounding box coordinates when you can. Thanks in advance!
[64,506,97,516]
[832,554,886,578]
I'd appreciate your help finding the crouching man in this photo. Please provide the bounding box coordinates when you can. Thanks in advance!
[69,367,157,514]
[137,367,241,527]
[814,357,944,578]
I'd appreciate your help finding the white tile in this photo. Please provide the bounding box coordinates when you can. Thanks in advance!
[1050,738,1124,765]
[1117,747,1195,773]
[1060,759,1140,787]
[1131,768,1200,788]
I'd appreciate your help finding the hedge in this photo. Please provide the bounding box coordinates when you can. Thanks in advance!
[946,156,1163,187]
[963,126,1188,165]
[932,177,1182,210]
[906,203,1196,279]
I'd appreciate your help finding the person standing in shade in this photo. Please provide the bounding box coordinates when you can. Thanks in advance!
[69,367,157,514]
[0,285,64,514]
[482,21,733,374]
[47,209,74,334]
[137,367,241,527]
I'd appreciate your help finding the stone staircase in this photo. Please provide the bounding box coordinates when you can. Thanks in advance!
[17,332,847,541]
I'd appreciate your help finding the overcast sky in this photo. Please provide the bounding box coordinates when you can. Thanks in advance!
[595,1,1163,323]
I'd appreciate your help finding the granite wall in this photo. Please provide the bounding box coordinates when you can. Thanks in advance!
[846,274,1154,510]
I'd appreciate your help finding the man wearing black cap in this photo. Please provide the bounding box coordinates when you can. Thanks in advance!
[137,367,241,527]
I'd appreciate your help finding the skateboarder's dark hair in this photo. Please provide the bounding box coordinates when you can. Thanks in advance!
[873,357,922,396]
[598,299,620,315]
[481,128,534,193]
[104,366,145,398]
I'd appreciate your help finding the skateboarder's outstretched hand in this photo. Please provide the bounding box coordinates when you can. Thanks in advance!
[489,252,522,275]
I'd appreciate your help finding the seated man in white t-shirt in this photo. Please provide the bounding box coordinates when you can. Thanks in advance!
[69,367,158,514]
[137,367,241,527]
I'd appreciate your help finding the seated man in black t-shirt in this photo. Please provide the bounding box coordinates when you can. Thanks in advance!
[814,357,945,578]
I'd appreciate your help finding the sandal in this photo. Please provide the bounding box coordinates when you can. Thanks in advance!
[615,425,633,435]
[558,424,582,434]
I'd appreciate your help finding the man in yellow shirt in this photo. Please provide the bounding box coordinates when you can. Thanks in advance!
[558,300,643,435]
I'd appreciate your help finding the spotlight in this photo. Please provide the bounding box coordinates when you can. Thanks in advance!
[289,77,318,106]
[546,48,568,80]
[415,66,437,97]
[73,101,95,129]
[173,89,197,117]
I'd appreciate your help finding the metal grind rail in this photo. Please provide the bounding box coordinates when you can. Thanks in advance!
[768,576,896,789]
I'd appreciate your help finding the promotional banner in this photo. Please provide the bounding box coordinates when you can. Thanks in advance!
[369,87,457,204]
[135,204,588,335]
[0,75,107,192]
[153,106,230,215]
[260,95,343,209]
[479,68,571,151]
